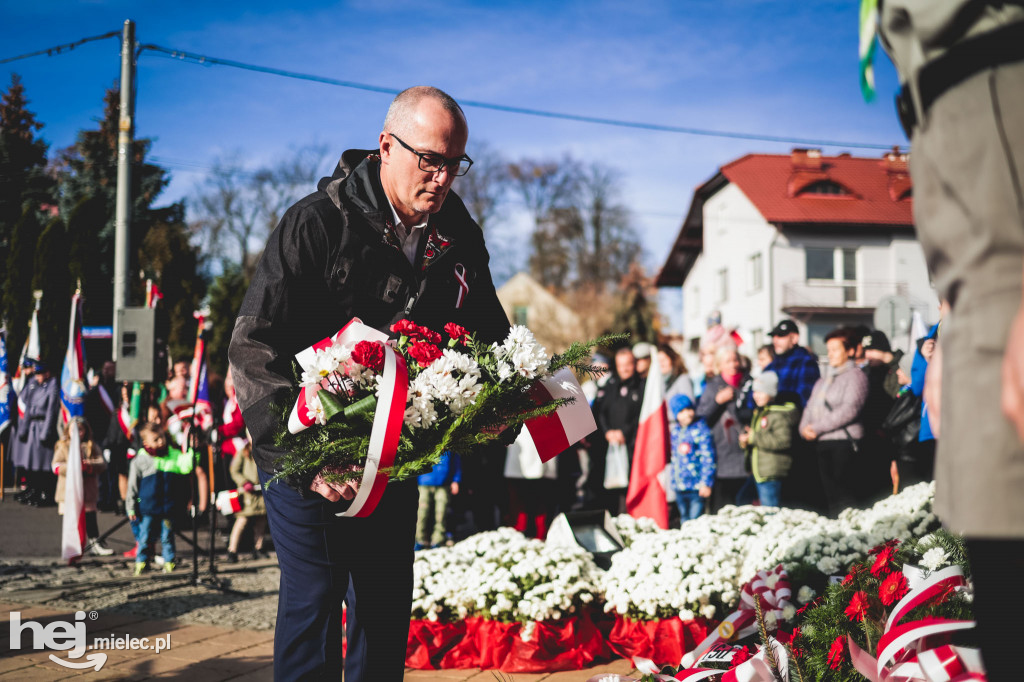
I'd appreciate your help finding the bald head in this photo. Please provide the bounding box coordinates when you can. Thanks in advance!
[383,86,467,140]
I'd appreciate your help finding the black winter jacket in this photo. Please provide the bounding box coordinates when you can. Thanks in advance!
[228,150,510,491]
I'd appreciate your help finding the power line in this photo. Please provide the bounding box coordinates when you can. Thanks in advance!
[0,31,120,65]
[138,43,903,152]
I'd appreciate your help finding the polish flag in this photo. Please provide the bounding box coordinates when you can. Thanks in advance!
[523,368,598,463]
[626,350,670,529]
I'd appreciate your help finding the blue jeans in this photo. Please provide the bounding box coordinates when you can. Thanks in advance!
[134,515,175,563]
[675,489,705,522]
[756,480,783,508]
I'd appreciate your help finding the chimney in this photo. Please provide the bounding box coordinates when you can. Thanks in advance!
[791,148,823,171]
[882,145,909,174]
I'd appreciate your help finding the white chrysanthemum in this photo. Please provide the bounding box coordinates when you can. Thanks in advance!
[328,339,353,365]
[495,361,514,382]
[404,396,438,430]
[797,585,816,604]
[782,604,797,621]
[921,547,948,571]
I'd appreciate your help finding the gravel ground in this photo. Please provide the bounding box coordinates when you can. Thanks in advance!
[0,555,282,630]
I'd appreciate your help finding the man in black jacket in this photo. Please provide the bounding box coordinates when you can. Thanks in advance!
[229,86,510,681]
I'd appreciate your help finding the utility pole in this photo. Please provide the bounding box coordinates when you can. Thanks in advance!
[112,19,135,361]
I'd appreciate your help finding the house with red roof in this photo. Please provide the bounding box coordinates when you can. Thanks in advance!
[656,149,939,359]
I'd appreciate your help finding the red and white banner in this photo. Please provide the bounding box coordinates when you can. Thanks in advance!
[523,367,597,463]
[626,355,670,528]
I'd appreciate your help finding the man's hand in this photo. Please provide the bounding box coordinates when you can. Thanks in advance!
[310,466,360,502]
[450,481,459,496]
[924,341,943,438]
[605,429,625,445]
[801,426,818,441]
[715,386,735,405]
[1002,301,1024,442]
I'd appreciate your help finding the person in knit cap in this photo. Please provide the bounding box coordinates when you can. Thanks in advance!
[668,394,716,523]
[739,371,799,508]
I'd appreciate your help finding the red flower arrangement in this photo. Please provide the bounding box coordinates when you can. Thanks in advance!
[871,546,897,578]
[728,645,752,669]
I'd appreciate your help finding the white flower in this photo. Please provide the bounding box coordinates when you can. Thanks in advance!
[700,604,716,620]
[781,604,797,621]
[300,349,340,388]
[921,547,949,571]
[305,392,326,425]
[797,585,816,604]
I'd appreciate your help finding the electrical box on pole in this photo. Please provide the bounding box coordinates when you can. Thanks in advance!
[112,19,135,360]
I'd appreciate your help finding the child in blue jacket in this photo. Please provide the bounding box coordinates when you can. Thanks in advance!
[415,451,461,549]
[669,394,716,523]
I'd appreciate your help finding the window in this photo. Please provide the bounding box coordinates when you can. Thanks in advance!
[513,306,528,327]
[806,247,857,281]
[806,247,834,280]
[800,180,850,196]
[748,253,763,293]
[717,268,728,304]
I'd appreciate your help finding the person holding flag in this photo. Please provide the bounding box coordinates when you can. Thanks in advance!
[58,291,91,561]
[53,419,112,555]
[625,340,672,529]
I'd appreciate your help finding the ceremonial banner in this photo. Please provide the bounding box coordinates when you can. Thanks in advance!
[626,354,670,528]
[59,293,88,562]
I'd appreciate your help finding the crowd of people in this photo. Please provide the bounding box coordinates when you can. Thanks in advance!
[4,356,268,571]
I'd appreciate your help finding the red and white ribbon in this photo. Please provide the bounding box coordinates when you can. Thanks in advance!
[454,263,469,309]
[286,319,389,434]
[336,343,408,518]
[681,565,791,668]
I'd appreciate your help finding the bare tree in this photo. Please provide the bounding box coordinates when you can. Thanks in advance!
[511,156,641,294]
[191,144,328,277]
[453,139,508,238]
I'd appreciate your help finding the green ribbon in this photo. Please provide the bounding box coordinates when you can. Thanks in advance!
[318,391,377,424]
[859,0,879,102]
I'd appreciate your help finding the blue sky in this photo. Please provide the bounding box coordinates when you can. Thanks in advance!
[2,1,903,331]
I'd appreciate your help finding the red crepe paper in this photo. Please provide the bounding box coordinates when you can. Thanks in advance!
[606,616,711,666]
[406,620,466,669]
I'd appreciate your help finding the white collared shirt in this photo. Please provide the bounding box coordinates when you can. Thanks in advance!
[385,197,428,266]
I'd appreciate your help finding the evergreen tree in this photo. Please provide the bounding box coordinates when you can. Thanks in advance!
[0,74,54,281]
[56,86,193,332]
[205,264,248,377]
[2,205,41,356]
[609,263,660,345]
[32,216,72,368]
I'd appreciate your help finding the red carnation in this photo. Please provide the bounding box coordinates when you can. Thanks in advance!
[844,590,871,622]
[879,572,909,606]
[408,341,442,368]
[444,322,470,343]
[390,319,420,337]
[729,645,752,669]
[351,341,385,372]
[417,325,443,345]
[827,636,847,670]
[871,547,896,578]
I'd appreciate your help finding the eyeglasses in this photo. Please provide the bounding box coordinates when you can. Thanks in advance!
[389,133,473,176]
